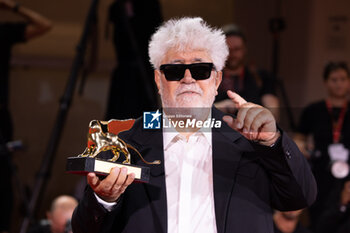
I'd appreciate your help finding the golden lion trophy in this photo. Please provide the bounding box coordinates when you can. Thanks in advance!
[66,119,160,183]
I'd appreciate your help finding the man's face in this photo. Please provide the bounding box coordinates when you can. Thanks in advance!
[48,207,75,233]
[225,35,246,70]
[325,68,350,98]
[154,48,222,109]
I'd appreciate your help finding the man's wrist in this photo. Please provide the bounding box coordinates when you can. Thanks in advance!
[258,129,281,147]
[94,193,118,212]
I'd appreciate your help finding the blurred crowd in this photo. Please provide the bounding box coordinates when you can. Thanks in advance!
[214,24,350,233]
[215,23,350,233]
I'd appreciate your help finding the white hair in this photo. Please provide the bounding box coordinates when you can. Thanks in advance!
[149,17,229,71]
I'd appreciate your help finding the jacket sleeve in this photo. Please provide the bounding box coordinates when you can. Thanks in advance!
[253,130,317,210]
[71,186,122,233]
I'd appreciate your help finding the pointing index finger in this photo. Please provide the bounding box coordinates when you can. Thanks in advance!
[227,90,247,108]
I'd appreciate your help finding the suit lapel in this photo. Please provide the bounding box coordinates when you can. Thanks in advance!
[212,107,244,233]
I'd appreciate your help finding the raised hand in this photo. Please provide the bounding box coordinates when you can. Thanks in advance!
[222,90,280,146]
[87,167,135,202]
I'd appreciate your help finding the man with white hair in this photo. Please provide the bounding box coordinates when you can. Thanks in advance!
[72,17,316,233]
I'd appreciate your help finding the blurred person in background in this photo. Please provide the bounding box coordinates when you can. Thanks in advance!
[0,0,52,232]
[274,209,312,233]
[316,180,350,233]
[105,0,162,120]
[294,61,350,231]
[28,195,78,233]
[214,24,279,118]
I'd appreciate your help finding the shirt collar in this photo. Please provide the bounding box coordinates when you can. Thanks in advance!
[162,109,212,149]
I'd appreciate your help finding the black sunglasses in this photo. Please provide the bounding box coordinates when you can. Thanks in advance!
[159,63,215,81]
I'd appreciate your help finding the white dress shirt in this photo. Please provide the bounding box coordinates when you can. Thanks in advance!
[163,118,217,233]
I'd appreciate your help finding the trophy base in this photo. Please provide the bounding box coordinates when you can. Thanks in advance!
[66,157,150,183]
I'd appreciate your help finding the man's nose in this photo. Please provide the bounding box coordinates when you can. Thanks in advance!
[181,69,195,83]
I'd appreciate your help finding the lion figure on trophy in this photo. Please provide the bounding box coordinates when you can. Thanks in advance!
[79,120,160,165]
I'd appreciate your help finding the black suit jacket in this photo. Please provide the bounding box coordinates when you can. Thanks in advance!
[72,107,317,233]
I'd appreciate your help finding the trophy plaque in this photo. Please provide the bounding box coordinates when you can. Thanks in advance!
[66,119,160,183]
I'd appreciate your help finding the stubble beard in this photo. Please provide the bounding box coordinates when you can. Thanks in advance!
[160,83,216,120]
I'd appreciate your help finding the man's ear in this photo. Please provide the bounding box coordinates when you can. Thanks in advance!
[154,70,161,94]
[215,71,222,91]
